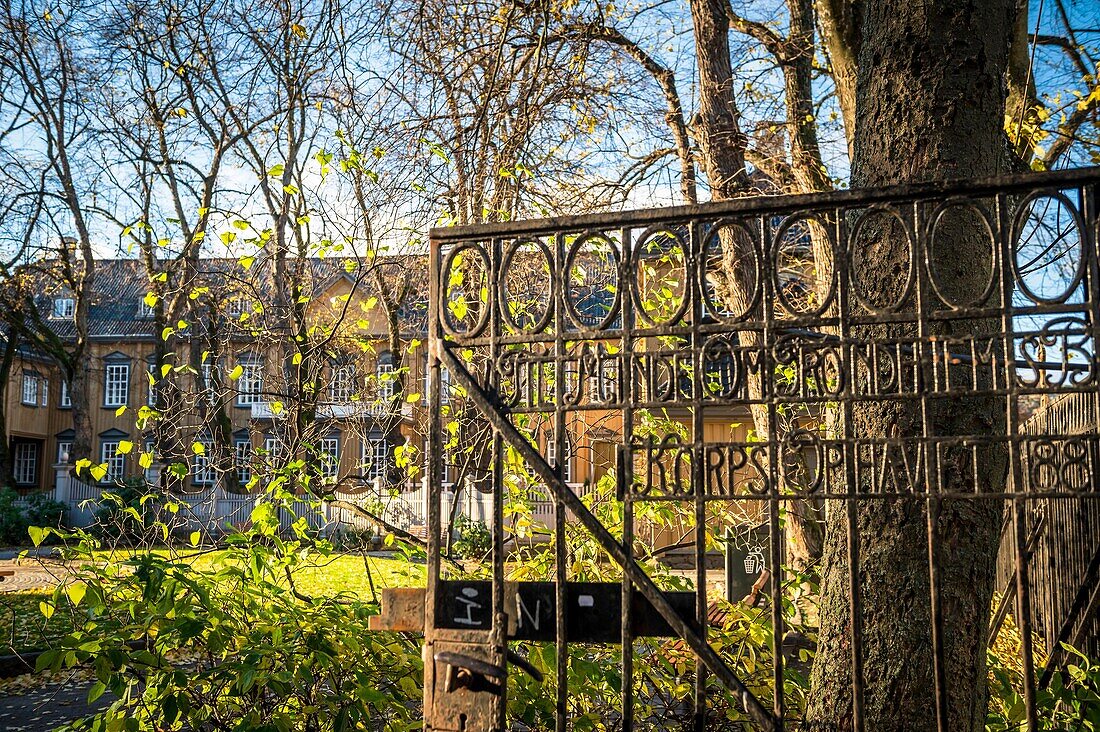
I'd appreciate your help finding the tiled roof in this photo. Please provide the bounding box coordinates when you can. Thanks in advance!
[23,256,429,342]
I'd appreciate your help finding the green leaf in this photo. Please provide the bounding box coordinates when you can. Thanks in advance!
[192,442,205,455]
[143,292,158,308]
[87,681,106,703]
[66,581,87,607]
[190,531,201,547]
[89,464,108,482]
[39,601,55,620]
[139,452,154,470]
[117,440,133,454]
[229,364,244,380]
[115,405,127,417]
[27,526,45,547]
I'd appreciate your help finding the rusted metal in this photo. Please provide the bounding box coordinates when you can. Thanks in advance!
[424,166,1100,731]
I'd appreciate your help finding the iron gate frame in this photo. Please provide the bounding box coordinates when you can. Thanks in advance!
[424,166,1100,732]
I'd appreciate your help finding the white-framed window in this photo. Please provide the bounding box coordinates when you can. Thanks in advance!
[104,362,130,407]
[377,360,395,402]
[424,360,452,404]
[319,437,340,480]
[12,443,37,485]
[146,362,158,407]
[235,440,253,486]
[202,362,218,405]
[40,378,48,407]
[192,443,216,485]
[236,360,263,406]
[138,299,156,318]
[51,298,74,319]
[228,298,251,318]
[101,441,126,482]
[60,381,71,408]
[142,440,156,481]
[56,441,72,464]
[361,437,389,481]
[440,365,451,404]
[329,365,354,403]
[547,433,573,484]
[21,373,39,406]
[262,435,284,464]
[590,358,618,403]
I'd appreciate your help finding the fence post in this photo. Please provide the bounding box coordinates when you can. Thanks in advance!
[52,464,69,505]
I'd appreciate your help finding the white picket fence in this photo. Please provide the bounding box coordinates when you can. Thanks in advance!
[48,470,588,539]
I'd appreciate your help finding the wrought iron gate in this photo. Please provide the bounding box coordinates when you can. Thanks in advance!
[418,168,1100,731]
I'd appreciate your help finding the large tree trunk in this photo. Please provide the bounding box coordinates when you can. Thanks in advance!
[807,1,1017,730]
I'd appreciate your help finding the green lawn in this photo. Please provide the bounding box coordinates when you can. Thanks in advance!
[0,552,425,654]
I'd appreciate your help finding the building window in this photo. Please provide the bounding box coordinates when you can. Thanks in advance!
[262,435,284,464]
[138,299,156,318]
[228,298,252,319]
[100,441,126,482]
[319,437,340,480]
[236,360,263,406]
[12,443,37,485]
[547,433,572,484]
[40,378,48,407]
[235,440,253,486]
[329,365,354,403]
[104,362,130,407]
[192,443,216,486]
[142,440,156,481]
[60,381,71,408]
[21,374,39,406]
[147,362,158,407]
[361,437,389,481]
[377,355,395,402]
[425,361,451,404]
[202,362,219,405]
[56,441,72,464]
[51,298,74,319]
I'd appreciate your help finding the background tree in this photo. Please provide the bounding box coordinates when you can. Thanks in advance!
[0,0,107,464]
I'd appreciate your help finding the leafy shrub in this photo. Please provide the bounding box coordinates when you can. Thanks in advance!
[988,637,1100,731]
[91,478,158,543]
[452,514,491,559]
[0,487,66,545]
[35,497,423,732]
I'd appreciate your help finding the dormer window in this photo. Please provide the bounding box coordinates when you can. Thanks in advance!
[52,298,74,319]
[138,299,156,318]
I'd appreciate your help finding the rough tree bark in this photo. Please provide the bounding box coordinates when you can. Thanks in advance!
[806,1,1017,730]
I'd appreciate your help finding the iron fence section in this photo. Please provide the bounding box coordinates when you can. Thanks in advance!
[426,167,1100,731]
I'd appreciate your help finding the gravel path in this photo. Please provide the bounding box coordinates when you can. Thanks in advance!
[0,677,113,731]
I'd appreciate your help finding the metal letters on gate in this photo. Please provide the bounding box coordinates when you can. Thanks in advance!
[414,168,1100,731]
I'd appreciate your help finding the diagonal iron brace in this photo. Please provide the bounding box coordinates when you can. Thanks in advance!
[436,344,778,732]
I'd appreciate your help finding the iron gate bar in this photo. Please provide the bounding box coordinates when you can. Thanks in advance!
[433,341,780,730]
[429,166,1100,243]
[426,165,1100,732]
